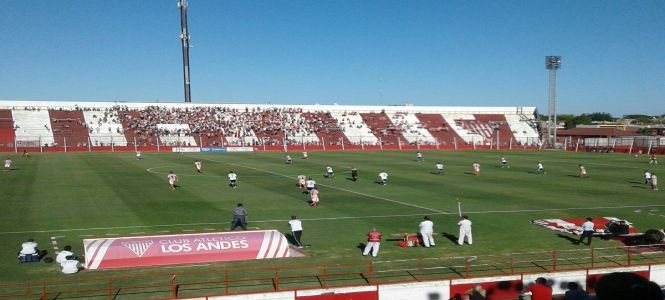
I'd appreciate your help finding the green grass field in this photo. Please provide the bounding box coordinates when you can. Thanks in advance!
[1,150,663,296]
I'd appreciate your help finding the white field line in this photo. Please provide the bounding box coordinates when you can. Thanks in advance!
[196,157,446,214]
[3,204,665,235]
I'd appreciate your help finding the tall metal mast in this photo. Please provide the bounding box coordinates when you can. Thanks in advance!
[545,56,561,147]
[178,0,192,103]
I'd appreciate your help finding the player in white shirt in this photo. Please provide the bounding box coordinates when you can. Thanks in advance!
[305,178,317,193]
[288,216,304,248]
[297,175,307,189]
[644,170,652,184]
[228,171,238,188]
[416,151,423,162]
[310,189,320,206]
[435,163,444,175]
[378,171,388,185]
[579,164,587,177]
[286,155,292,164]
[472,162,480,176]
[19,239,38,255]
[56,246,75,264]
[60,256,84,274]
[326,165,334,178]
[457,215,473,245]
[194,160,202,173]
[302,151,308,159]
[537,161,545,175]
[167,171,178,190]
[500,157,509,168]
[4,158,12,171]
[136,151,142,160]
[419,216,435,247]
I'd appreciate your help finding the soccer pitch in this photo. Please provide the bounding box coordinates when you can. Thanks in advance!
[2,150,663,286]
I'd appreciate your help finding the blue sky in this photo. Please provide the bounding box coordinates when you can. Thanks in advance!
[1,1,663,116]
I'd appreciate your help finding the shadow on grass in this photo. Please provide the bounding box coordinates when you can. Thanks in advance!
[441,232,458,245]
[631,185,651,189]
[556,233,581,245]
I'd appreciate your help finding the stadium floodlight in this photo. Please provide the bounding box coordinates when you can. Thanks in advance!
[179,0,192,103]
[545,56,562,148]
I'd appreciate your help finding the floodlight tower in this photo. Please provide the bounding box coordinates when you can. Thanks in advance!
[545,56,561,147]
[178,0,192,103]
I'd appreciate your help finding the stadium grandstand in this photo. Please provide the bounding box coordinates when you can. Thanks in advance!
[0,100,541,152]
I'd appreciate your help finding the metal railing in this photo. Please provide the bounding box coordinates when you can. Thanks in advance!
[2,244,664,299]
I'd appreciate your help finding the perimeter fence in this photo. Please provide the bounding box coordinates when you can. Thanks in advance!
[2,244,665,299]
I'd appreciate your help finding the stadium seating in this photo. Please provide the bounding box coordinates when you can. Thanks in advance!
[330,111,379,145]
[414,113,464,146]
[360,112,408,146]
[12,108,55,147]
[386,112,436,145]
[0,101,545,150]
[82,109,128,146]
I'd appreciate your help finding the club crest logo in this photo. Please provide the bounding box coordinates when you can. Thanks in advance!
[122,241,153,257]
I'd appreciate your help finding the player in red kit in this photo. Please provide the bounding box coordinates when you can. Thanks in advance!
[362,228,382,257]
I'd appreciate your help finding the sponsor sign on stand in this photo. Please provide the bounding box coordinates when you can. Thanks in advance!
[200,147,255,153]
[84,230,290,270]
[172,147,201,153]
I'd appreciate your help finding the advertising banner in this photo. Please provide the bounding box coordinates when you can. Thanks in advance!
[84,230,290,270]
[172,147,201,153]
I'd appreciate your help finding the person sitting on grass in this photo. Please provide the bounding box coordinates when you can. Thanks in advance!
[56,246,76,264]
[18,239,41,262]
[61,255,85,274]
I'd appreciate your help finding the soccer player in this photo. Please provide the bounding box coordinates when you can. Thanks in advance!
[652,173,659,191]
[228,171,238,188]
[500,157,508,168]
[286,155,292,164]
[4,157,12,171]
[362,228,382,257]
[136,151,142,160]
[536,161,545,175]
[579,164,588,177]
[644,170,652,184]
[378,171,388,185]
[297,174,307,189]
[416,151,423,162]
[435,162,444,175]
[302,151,308,159]
[351,167,358,181]
[309,188,320,206]
[194,160,202,173]
[305,177,317,193]
[472,162,480,176]
[650,153,658,164]
[167,171,178,190]
[457,215,473,245]
[325,165,334,178]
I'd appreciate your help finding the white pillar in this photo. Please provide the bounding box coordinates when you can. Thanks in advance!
[629,138,634,154]
[39,136,43,153]
[134,136,138,152]
[340,137,345,151]
[64,137,67,153]
[88,137,92,152]
[322,137,326,151]
[575,138,580,152]
[453,137,457,150]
